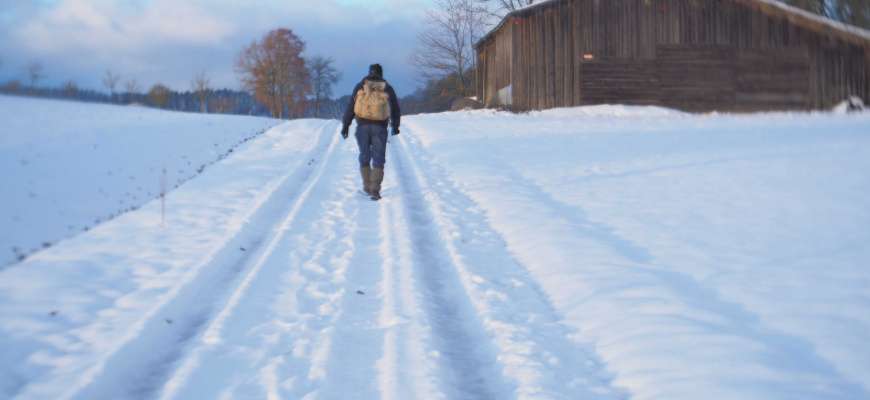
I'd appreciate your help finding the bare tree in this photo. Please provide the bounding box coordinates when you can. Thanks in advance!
[26,61,45,95]
[148,83,172,108]
[782,0,834,18]
[191,71,212,113]
[308,56,342,118]
[236,39,277,117]
[474,0,534,24]
[288,74,312,119]
[282,32,312,119]
[209,97,237,114]
[235,28,311,119]
[64,80,78,100]
[779,0,868,29]
[5,80,22,94]
[125,79,140,104]
[103,70,121,103]
[832,0,870,29]
[410,0,486,99]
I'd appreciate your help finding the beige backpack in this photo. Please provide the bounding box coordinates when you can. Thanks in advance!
[354,79,390,121]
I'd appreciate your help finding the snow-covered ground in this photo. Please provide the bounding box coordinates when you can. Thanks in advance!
[1,95,869,400]
[0,95,280,267]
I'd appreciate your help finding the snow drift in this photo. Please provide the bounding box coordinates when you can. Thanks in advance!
[1,95,869,400]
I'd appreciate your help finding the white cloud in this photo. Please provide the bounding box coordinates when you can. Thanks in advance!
[1,0,432,96]
[138,1,236,44]
[17,0,235,55]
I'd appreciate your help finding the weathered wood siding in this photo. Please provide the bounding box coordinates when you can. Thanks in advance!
[734,47,811,111]
[579,60,659,105]
[474,0,870,112]
[657,44,737,112]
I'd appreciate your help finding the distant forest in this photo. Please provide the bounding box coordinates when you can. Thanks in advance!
[0,82,456,119]
[1,0,867,120]
[0,26,460,120]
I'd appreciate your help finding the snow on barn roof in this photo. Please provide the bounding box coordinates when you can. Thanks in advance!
[474,0,870,50]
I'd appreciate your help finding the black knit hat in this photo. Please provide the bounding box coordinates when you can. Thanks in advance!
[369,63,383,78]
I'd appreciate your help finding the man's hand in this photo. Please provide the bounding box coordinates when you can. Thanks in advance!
[341,126,349,139]
[391,127,400,136]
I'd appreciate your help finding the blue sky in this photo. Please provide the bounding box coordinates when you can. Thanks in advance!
[0,0,437,99]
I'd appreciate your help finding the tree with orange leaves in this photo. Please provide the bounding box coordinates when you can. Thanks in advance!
[235,28,312,119]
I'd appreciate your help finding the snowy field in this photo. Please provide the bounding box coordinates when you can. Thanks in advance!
[1,95,869,400]
[0,95,280,267]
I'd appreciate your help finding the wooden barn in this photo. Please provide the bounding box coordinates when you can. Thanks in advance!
[474,0,870,112]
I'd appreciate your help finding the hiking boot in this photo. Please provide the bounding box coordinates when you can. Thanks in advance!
[369,166,384,199]
[360,165,372,194]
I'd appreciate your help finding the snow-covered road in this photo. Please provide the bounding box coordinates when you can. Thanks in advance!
[146,121,623,399]
[2,101,869,400]
[1,120,622,399]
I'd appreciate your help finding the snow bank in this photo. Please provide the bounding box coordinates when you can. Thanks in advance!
[0,95,280,267]
[0,117,332,399]
[404,106,870,399]
[1,95,869,400]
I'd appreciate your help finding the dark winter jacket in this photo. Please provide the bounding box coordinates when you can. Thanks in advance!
[342,76,401,132]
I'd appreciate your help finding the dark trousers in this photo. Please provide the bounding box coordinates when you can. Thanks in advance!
[355,124,389,167]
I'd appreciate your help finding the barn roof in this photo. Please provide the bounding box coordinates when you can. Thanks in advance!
[474,0,870,51]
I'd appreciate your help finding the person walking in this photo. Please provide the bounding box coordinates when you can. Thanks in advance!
[341,63,401,200]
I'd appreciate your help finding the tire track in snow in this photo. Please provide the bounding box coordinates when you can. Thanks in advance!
[392,131,629,399]
[143,122,447,400]
[154,123,363,399]
[389,135,511,400]
[295,137,444,400]
[410,129,865,400]
[62,121,340,400]
[156,123,433,400]
[307,154,386,399]
[158,125,447,400]
[374,169,447,400]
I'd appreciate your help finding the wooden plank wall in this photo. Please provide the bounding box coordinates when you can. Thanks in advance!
[496,18,513,94]
[579,60,659,105]
[657,44,737,112]
[734,47,810,111]
[477,43,497,105]
[475,0,870,112]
